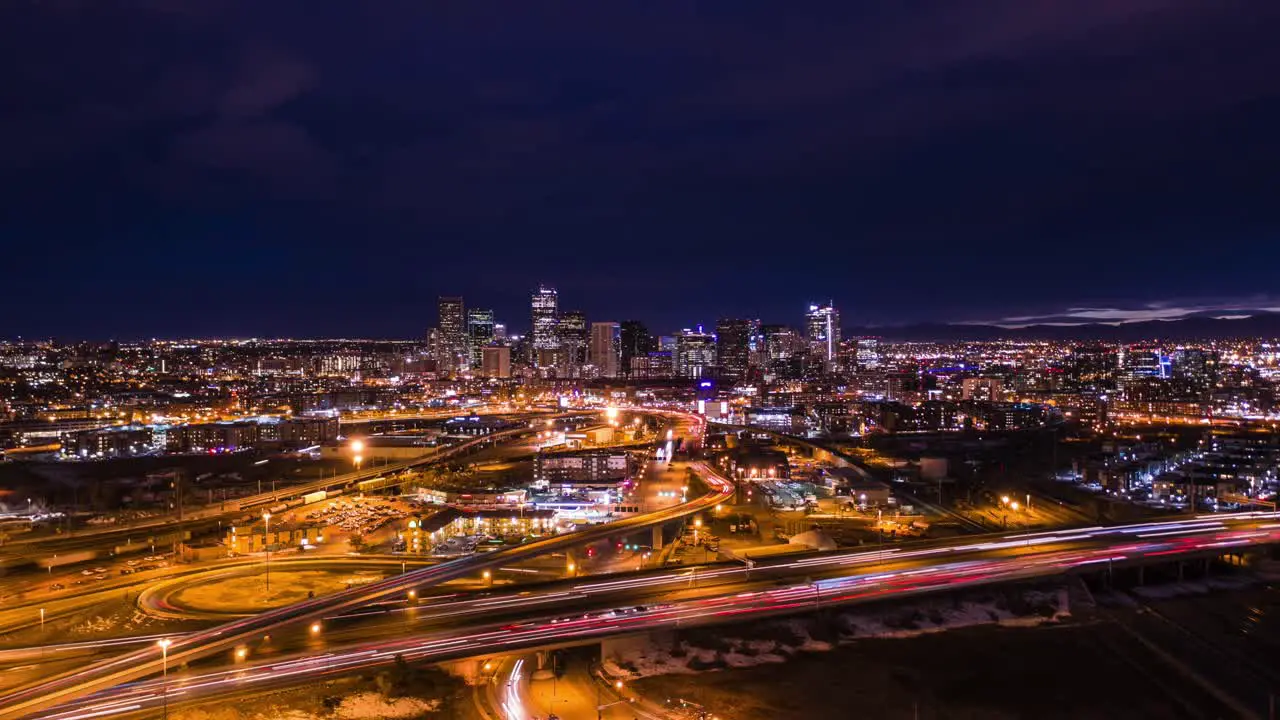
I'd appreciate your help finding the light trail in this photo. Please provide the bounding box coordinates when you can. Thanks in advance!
[26,519,1280,720]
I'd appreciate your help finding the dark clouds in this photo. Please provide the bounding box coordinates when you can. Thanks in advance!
[2,1,1279,338]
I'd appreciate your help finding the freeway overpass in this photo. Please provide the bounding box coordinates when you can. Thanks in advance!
[0,411,717,719]
[14,511,1280,719]
[0,411,582,561]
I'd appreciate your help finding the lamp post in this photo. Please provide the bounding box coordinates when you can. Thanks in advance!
[597,678,627,719]
[262,512,272,595]
[157,638,172,720]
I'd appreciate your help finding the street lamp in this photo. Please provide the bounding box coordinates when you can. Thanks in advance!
[310,622,322,635]
[598,678,626,719]
[262,512,272,595]
[157,638,172,720]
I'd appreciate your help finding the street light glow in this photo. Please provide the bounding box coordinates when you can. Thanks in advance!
[350,439,365,454]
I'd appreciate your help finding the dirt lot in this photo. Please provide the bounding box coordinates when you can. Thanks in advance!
[635,621,1218,720]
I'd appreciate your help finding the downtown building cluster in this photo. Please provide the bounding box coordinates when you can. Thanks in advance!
[423,286,850,384]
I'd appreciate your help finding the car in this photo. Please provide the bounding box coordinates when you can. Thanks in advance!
[81,569,95,576]
[93,567,108,573]
[49,583,65,591]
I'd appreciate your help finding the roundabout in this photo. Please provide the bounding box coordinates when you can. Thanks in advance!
[136,556,438,620]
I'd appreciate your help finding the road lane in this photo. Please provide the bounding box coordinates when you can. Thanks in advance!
[25,514,1280,720]
[0,414,716,719]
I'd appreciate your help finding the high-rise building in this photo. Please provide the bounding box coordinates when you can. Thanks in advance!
[1066,345,1118,392]
[855,337,881,370]
[763,325,800,363]
[620,321,653,377]
[675,327,717,379]
[806,302,840,371]
[715,318,753,382]
[531,286,559,358]
[589,322,621,378]
[556,310,587,376]
[481,346,511,378]
[631,351,673,379]
[437,296,466,375]
[466,308,495,369]
[493,323,508,341]
[1171,347,1218,394]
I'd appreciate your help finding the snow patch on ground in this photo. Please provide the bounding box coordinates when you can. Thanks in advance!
[332,693,439,719]
[605,587,1069,680]
[176,693,439,720]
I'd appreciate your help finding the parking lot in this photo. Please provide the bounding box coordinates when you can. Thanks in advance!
[303,498,406,536]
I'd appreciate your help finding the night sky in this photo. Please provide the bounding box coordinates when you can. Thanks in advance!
[4,1,1279,339]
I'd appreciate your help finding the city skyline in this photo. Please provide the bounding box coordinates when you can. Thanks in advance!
[4,2,1280,338]
[6,3,1280,718]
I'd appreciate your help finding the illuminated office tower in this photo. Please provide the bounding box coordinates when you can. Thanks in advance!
[532,283,558,366]
[556,310,587,376]
[715,318,754,382]
[805,301,841,371]
[436,296,466,375]
[675,326,717,379]
[466,308,495,369]
[856,337,881,369]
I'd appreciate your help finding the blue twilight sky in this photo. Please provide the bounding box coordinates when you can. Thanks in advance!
[2,1,1279,339]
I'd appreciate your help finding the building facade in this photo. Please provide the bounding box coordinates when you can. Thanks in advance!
[531,285,559,359]
[436,296,467,375]
[589,322,621,378]
[675,327,717,379]
[805,302,841,371]
[715,318,753,382]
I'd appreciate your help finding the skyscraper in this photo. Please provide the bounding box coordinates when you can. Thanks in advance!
[481,346,511,378]
[436,296,466,375]
[763,324,800,363]
[620,320,653,377]
[715,318,753,382]
[556,310,587,376]
[675,326,717,379]
[466,308,495,369]
[589,322,621,378]
[855,337,881,370]
[806,302,841,371]
[531,285,559,361]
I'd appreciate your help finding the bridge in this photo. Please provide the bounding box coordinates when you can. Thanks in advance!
[0,410,716,718]
[12,511,1280,719]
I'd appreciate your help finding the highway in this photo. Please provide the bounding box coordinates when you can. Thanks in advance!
[0,411,718,719]
[474,655,660,720]
[13,512,1280,719]
[0,410,580,560]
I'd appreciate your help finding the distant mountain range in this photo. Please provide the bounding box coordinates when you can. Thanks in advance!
[851,312,1280,343]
